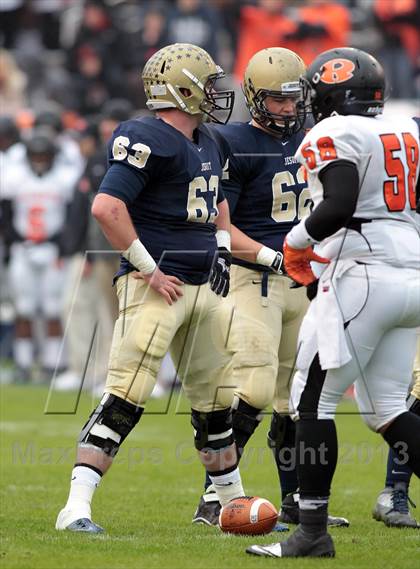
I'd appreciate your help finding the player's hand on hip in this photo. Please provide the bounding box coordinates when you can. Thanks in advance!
[283,240,329,286]
[210,247,232,297]
[133,267,183,305]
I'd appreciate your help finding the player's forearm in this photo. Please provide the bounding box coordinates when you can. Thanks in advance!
[91,193,138,251]
[215,198,231,250]
[215,198,230,232]
[231,225,283,272]
[230,224,262,262]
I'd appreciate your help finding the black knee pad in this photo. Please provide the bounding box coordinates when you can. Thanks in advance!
[79,393,143,457]
[191,408,234,451]
[232,398,262,454]
[267,412,295,450]
[232,399,262,435]
[408,395,420,417]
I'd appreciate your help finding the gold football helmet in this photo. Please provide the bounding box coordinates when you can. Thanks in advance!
[243,47,307,137]
[142,43,234,124]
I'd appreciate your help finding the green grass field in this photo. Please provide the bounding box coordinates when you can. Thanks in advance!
[1,385,419,569]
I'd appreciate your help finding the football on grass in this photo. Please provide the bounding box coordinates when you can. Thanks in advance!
[219,496,278,535]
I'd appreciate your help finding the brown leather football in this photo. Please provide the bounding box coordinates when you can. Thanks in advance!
[219,496,278,535]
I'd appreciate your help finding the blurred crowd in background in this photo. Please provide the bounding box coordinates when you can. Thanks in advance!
[0,0,419,394]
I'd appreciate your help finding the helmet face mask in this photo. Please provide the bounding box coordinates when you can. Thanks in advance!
[28,151,55,176]
[250,87,306,137]
[142,44,235,124]
[200,70,235,124]
[25,128,57,176]
[243,47,307,138]
[304,48,386,123]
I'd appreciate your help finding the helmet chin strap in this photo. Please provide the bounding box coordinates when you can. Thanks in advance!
[274,118,296,128]
[265,116,297,137]
[260,119,288,138]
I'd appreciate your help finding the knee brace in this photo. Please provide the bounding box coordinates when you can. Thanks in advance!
[232,398,262,455]
[79,393,143,457]
[407,394,420,416]
[267,412,295,451]
[191,408,234,452]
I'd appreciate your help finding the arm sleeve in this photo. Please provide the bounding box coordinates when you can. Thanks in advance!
[305,160,360,241]
[99,162,150,205]
[0,199,20,246]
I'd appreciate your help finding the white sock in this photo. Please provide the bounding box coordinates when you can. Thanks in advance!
[64,466,102,519]
[299,497,328,510]
[209,467,244,507]
[14,338,33,369]
[42,336,63,370]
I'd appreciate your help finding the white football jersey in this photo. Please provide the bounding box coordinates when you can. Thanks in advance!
[2,159,78,241]
[5,137,85,175]
[296,114,420,269]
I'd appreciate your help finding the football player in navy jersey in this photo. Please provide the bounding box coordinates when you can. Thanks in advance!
[192,48,348,529]
[55,43,246,534]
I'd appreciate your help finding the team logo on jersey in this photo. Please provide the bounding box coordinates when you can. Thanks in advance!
[313,58,356,85]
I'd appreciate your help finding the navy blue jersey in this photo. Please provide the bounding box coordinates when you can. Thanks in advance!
[99,116,227,284]
[213,122,311,271]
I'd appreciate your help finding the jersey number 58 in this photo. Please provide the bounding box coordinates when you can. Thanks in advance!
[380,133,418,212]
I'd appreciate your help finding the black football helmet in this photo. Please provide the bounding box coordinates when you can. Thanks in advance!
[302,47,386,123]
[25,127,58,176]
[35,108,63,134]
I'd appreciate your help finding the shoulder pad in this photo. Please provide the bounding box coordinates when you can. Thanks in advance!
[111,117,178,159]
[296,115,360,175]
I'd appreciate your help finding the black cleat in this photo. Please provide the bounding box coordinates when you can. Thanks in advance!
[192,488,221,526]
[247,525,335,558]
[279,492,349,527]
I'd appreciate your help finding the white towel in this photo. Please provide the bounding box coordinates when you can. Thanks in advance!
[315,259,357,370]
[295,301,318,371]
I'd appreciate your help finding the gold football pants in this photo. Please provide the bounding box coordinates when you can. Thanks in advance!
[227,265,308,414]
[104,274,234,412]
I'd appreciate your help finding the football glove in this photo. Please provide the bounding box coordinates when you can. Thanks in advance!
[210,247,232,297]
[256,246,283,274]
[283,240,329,286]
[270,251,284,274]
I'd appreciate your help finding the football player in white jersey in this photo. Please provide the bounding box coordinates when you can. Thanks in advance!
[6,108,85,181]
[2,128,79,382]
[247,47,420,558]
[34,108,85,176]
